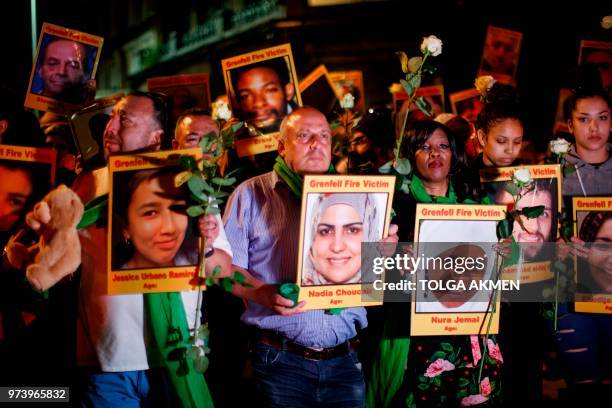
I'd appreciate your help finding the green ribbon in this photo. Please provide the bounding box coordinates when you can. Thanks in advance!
[76,194,108,230]
[144,293,213,408]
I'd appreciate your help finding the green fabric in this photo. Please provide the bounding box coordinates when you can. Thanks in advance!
[144,293,213,408]
[76,194,108,230]
[366,306,410,408]
[409,174,457,203]
[273,155,334,199]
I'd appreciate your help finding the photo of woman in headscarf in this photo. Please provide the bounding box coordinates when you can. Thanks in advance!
[301,192,383,286]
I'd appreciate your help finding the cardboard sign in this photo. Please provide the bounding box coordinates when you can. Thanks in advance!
[478,25,522,85]
[296,175,395,310]
[410,204,505,336]
[449,89,484,123]
[299,65,341,120]
[481,165,562,283]
[147,74,211,123]
[572,196,612,314]
[221,44,301,157]
[25,23,103,114]
[329,70,365,114]
[107,148,205,295]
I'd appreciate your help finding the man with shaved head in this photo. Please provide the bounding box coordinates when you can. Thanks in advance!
[223,107,397,406]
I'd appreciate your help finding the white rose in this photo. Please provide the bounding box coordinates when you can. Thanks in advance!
[340,93,355,109]
[513,168,532,185]
[474,75,496,96]
[549,138,571,155]
[420,35,443,57]
[212,100,231,121]
[602,15,612,29]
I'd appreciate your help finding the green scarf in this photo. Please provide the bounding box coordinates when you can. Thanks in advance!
[144,293,213,407]
[409,174,457,204]
[273,155,334,199]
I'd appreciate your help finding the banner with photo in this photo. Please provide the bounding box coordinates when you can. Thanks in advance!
[572,196,612,314]
[25,23,103,114]
[295,175,395,310]
[221,44,302,157]
[480,165,562,284]
[410,204,505,336]
[477,25,522,85]
[449,88,484,123]
[107,148,205,295]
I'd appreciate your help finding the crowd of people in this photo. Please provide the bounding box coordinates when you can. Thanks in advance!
[0,29,610,408]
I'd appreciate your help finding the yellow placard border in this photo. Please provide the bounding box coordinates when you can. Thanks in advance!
[25,22,104,114]
[296,175,396,310]
[411,203,506,336]
[107,148,204,295]
[572,196,612,314]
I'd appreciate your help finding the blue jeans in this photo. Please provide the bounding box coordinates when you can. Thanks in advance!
[553,304,612,384]
[80,369,173,408]
[252,343,365,408]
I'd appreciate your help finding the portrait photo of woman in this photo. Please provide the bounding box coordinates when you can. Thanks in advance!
[576,211,612,295]
[300,192,385,286]
[111,166,198,270]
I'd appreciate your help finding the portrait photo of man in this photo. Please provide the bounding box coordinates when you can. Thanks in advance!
[478,26,522,84]
[224,47,300,136]
[31,36,97,104]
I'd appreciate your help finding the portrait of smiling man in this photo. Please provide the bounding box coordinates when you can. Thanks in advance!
[229,57,298,134]
[35,37,88,101]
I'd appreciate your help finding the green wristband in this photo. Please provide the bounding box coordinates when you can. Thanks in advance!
[278,283,300,308]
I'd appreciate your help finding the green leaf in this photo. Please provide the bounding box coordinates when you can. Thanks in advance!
[233,271,247,285]
[220,277,234,292]
[231,122,244,133]
[211,265,221,277]
[431,351,446,361]
[414,96,432,117]
[504,182,520,196]
[503,237,521,268]
[393,158,411,175]
[563,164,576,177]
[520,205,544,219]
[211,176,237,186]
[418,374,427,383]
[330,121,343,130]
[496,217,513,240]
[433,377,442,387]
[406,73,421,91]
[440,342,453,352]
[179,155,198,171]
[379,160,393,174]
[399,78,414,97]
[417,383,429,390]
[458,378,470,388]
[187,205,206,217]
[205,277,215,287]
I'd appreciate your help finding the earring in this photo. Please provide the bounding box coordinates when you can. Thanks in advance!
[125,238,132,249]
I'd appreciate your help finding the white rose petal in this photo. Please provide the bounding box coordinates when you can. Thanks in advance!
[212,100,231,121]
[421,35,443,57]
[474,75,496,96]
[602,15,612,29]
[340,93,355,109]
[549,138,571,155]
[513,168,532,185]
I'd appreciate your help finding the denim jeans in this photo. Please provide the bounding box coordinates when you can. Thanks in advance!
[252,343,365,408]
[80,368,174,408]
